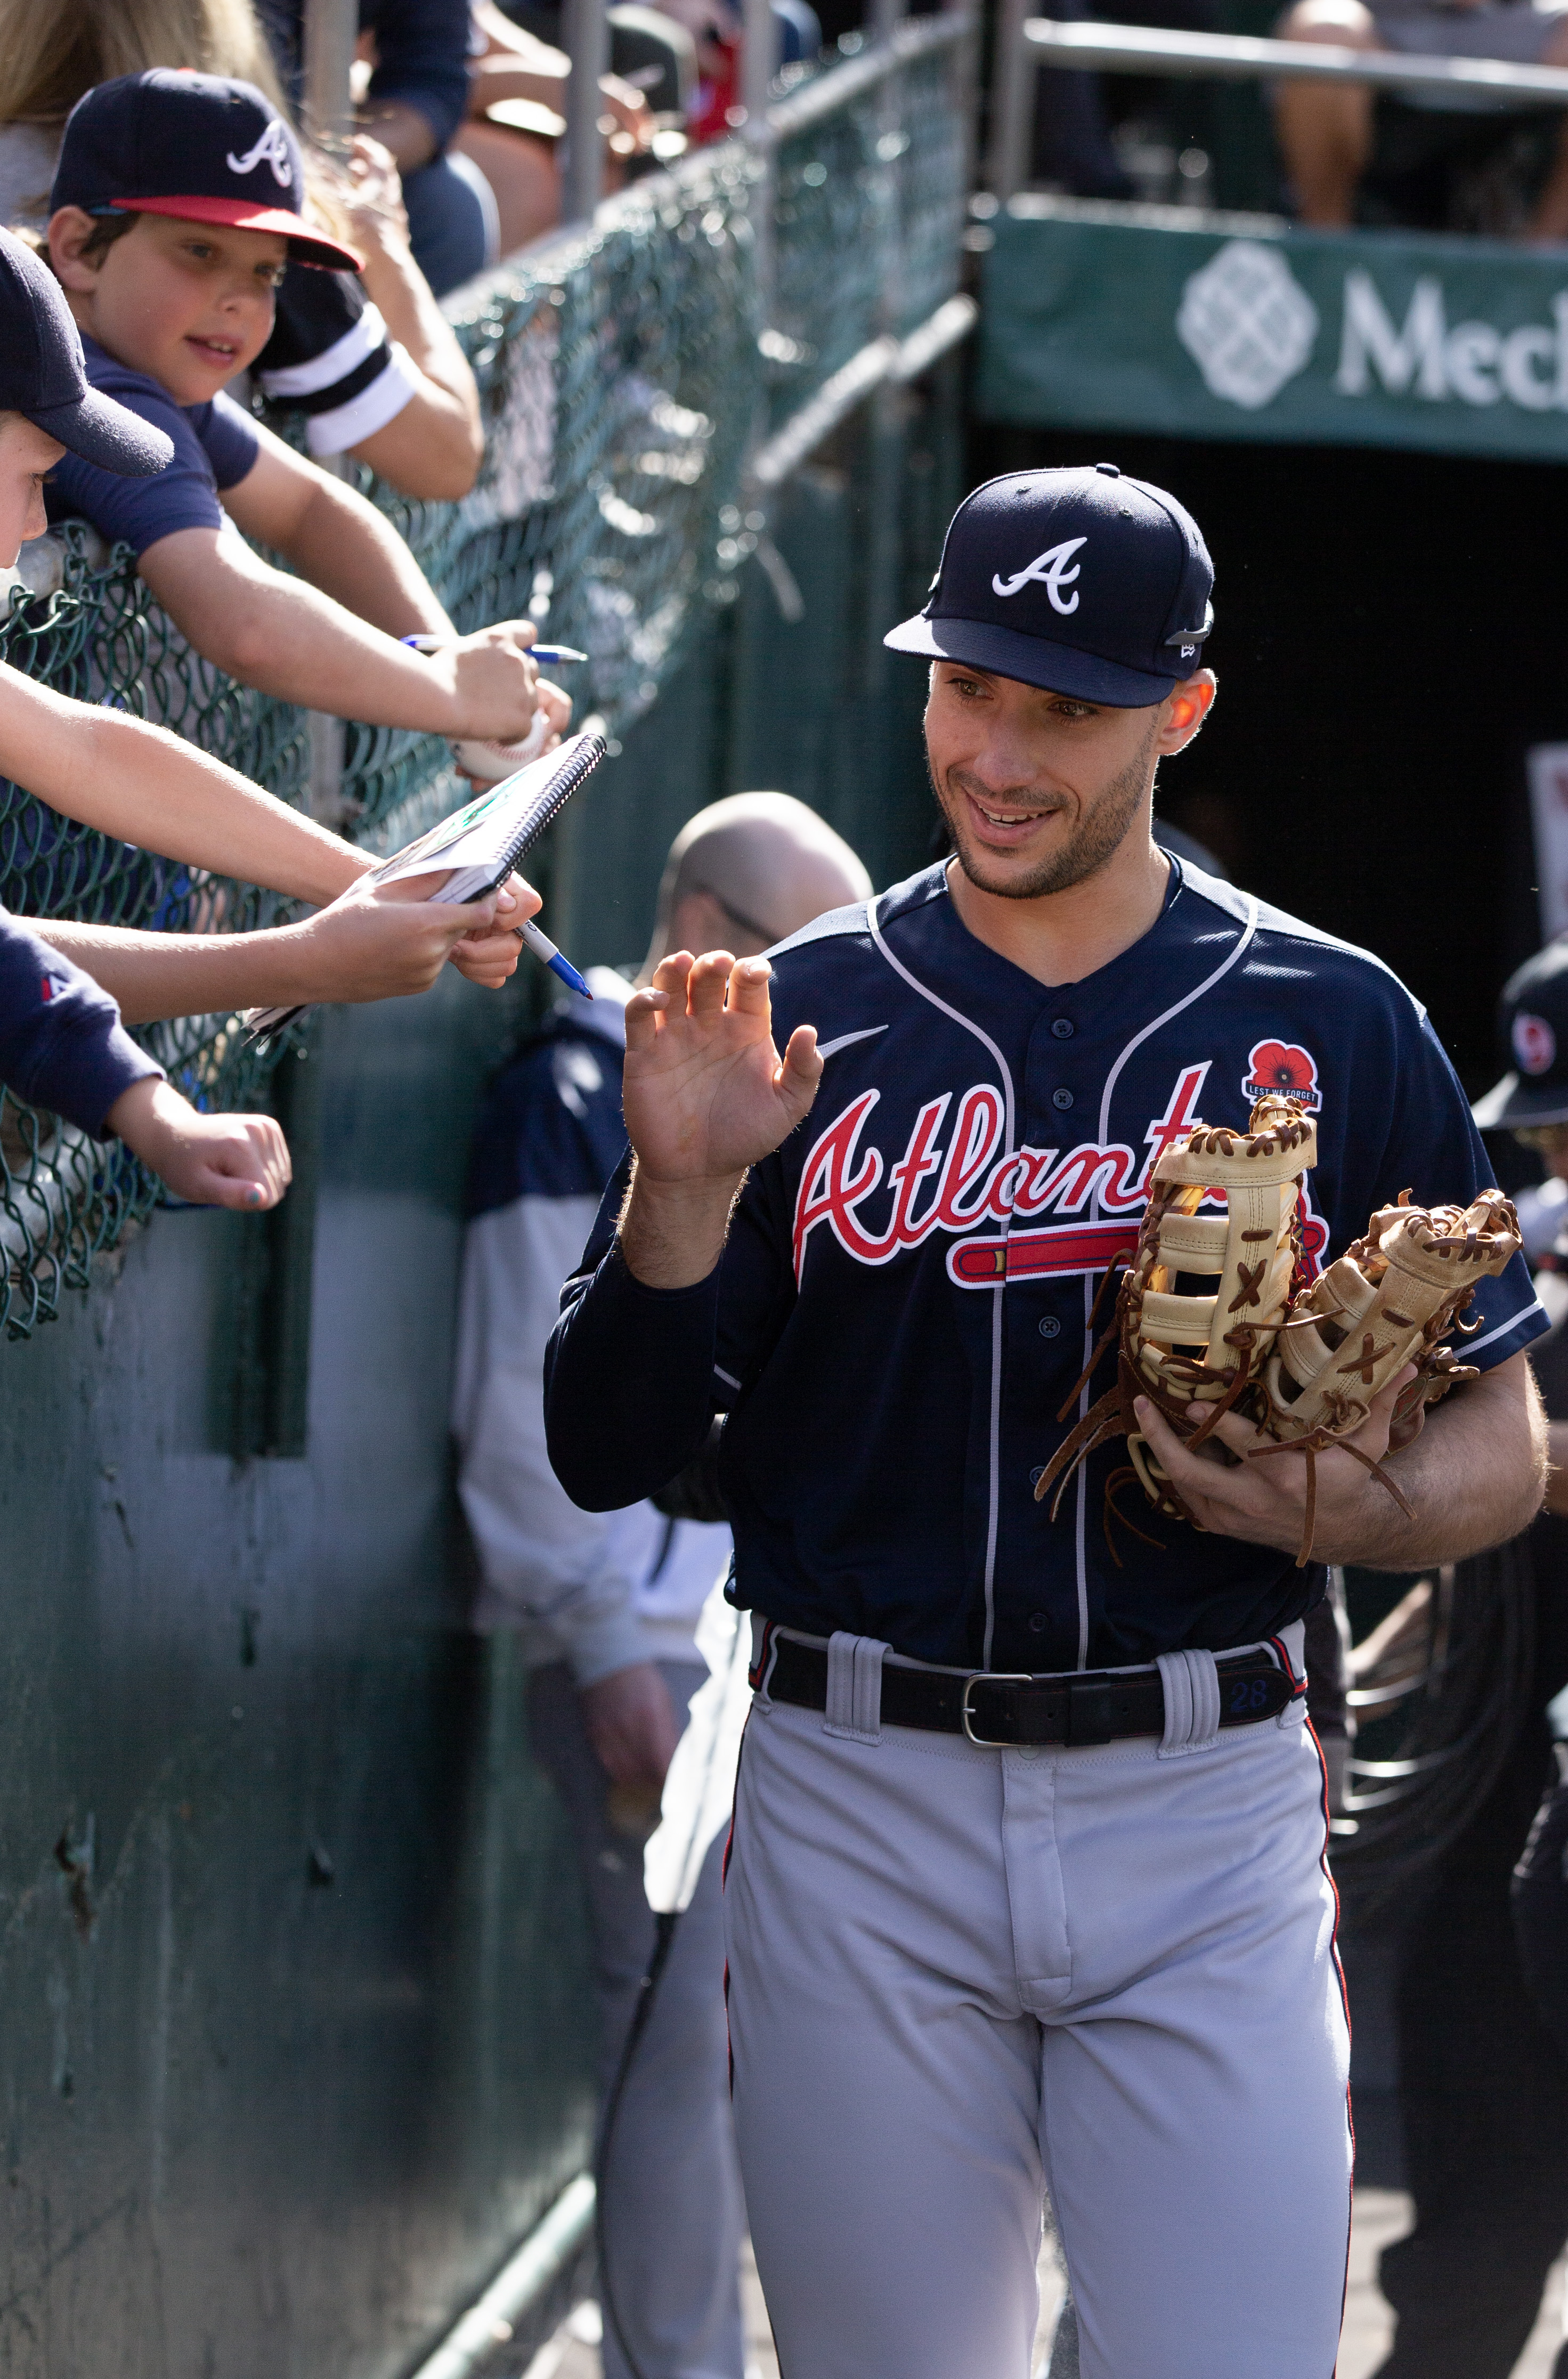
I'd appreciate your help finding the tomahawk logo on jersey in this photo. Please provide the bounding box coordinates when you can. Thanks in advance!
[548,854,1547,1682]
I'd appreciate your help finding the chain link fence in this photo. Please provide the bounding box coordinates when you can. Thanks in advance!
[0,21,974,1340]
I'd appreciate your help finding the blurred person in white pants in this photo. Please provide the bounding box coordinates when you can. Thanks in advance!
[452,792,868,2379]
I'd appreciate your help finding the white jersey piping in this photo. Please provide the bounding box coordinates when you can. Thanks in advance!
[1465,1300,1547,1360]
[868,890,1016,1668]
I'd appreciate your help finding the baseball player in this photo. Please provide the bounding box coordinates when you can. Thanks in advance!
[543,467,1548,2379]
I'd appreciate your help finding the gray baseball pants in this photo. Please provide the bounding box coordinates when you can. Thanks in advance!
[528,1659,745,2379]
[722,1622,1352,2379]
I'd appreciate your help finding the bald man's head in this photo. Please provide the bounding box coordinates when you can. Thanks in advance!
[643,793,871,978]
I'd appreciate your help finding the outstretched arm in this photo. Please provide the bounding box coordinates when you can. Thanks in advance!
[0,663,369,906]
[142,439,555,744]
[32,866,537,1024]
[1137,1350,1546,1568]
[618,948,824,1287]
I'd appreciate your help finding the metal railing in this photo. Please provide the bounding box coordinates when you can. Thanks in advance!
[988,12,1568,201]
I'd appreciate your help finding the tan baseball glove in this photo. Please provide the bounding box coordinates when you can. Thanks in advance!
[1035,1094,1316,1552]
[1252,1188,1521,1562]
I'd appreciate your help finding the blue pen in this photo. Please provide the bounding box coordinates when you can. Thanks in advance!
[401,633,587,665]
[517,914,593,999]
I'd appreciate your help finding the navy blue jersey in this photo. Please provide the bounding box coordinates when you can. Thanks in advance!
[545,857,1545,1674]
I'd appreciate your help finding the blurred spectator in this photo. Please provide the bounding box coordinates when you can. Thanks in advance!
[1029,0,1221,202]
[451,793,869,2379]
[494,0,820,158]
[1354,942,1568,2379]
[658,0,821,144]
[0,0,291,228]
[1272,0,1568,239]
[0,0,484,499]
[457,0,659,251]
[254,0,501,292]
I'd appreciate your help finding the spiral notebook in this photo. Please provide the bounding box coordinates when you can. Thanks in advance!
[243,729,607,1042]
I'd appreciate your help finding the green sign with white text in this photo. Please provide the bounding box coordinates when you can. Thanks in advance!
[978,199,1568,462]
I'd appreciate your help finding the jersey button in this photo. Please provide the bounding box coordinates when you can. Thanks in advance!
[1028,1611,1049,1633]
[1029,1465,1045,1488]
[1052,1087,1075,1111]
[1038,1314,1061,1339]
[1051,1018,1074,1040]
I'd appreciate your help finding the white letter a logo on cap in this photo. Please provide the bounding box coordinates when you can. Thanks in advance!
[992,537,1086,614]
[226,120,293,186]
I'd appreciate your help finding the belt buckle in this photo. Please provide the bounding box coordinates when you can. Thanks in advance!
[960,1671,1034,1747]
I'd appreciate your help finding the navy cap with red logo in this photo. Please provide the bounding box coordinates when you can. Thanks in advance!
[0,227,173,476]
[51,71,361,275]
[884,464,1215,708]
[1474,941,1568,1132]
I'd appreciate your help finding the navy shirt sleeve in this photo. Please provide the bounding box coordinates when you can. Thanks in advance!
[0,906,161,1136]
[545,1143,796,1512]
[546,1154,722,1510]
[362,0,472,152]
[197,392,263,491]
[46,355,260,556]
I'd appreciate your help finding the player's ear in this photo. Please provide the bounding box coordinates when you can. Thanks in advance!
[1158,671,1217,752]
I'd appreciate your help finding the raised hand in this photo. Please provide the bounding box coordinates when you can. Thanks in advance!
[619,950,822,1289]
[624,949,822,1185]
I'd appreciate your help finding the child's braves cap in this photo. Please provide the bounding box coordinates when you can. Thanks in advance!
[885,464,1215,708]
[1474,941,1568,1132]
[51,71,361,275]
[0,228,173,476]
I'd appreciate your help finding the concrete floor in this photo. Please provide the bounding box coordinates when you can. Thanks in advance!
[523,2196,1568,2379]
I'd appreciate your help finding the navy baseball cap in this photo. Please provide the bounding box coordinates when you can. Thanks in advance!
[885,464,1215,708]
[51,71,361,275]
[1474,941,1568,1131]
[0,228,173,476]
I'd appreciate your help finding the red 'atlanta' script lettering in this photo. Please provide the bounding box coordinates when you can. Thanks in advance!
[792,1064,1213,1281]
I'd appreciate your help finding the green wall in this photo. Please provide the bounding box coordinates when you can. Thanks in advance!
[0,975,592,2378]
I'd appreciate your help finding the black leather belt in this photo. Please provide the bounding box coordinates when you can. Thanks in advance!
[759,1632,1298,1748]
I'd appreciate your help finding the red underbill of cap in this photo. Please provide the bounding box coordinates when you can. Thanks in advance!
[108,194,362,274]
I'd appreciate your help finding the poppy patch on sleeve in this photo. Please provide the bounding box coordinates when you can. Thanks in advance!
[1242,1038,1321,1113]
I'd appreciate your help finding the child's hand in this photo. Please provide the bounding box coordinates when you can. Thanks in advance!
[372,867,543,989]
[105,1078,291,1211]
[290,873,529,998]
[450,870,543,986]
[437,622,546,744]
